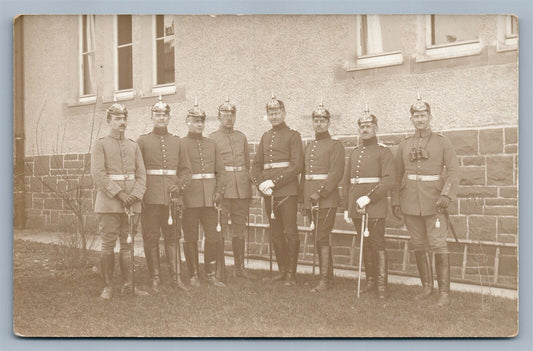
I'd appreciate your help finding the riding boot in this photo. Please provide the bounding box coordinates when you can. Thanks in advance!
[285,238,300,286]
[311,244,331,293]
[144,246,161,294]
[267,235,288,281]
[119,250,149,296]
[232,237,257,279]
[214,239,227,287]
[361,241,377,294]
[99,253,114,299]
[376,250,388,299]
[414,250,434,300]
[435,253,451,307]
[165,244,188,291]
[183,242,200,287]
[205,240,225,287]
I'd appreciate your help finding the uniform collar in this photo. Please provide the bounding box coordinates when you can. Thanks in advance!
[187,132,203,140]
[218,126,234,133]
[272,122,288,131]
[315,131,331,141]
[109,130,125,140]
[152,126,168,135]
[415,128,432,138]
[361,136,378,146]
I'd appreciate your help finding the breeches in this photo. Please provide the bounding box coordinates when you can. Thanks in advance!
[141,204,179,249]
[98,213,138,254]
[309,207,337,245]
[352,217,386,250]
[182,207,220,243]
[404,213,449,253]
[220,198,250,239]
[263,195,299,241]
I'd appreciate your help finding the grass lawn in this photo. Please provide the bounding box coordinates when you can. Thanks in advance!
[13,239,518,338]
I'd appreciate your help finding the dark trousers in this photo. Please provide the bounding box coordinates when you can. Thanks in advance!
[141,204,178,249]
[182,207,219,243]
[309,207,337,245]
[220,198,250,239]
[352,217,386,250]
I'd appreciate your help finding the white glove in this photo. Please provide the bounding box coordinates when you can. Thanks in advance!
[356,195,371,209]
[263,187,273,196]
[344,210,353,225]
[259,179,275,195]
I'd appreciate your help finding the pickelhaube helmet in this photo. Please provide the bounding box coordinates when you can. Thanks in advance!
[311,99,331,119]
[151,93,170,114]
[357,103,378,126]
[410,90,431,115]
[187,97,206,119]
[266,92,285,112]
[218,96,237,115]
[106,96,128,120]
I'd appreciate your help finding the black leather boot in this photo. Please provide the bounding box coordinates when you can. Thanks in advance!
[362,241,377,294]
[144,246,161,294]
[183,242,200,287]
[119,250,149,296]
[285,238,300,286]
[232,237,257,279]
[265,236,288,282]
[205,240,225,287]
[214,239,227,287]
[414,251,434,300]
[435,253,451,307]
[376,250,388,299]
[165,244,188,291]
[99,253,114,299]
[311,244,331,293]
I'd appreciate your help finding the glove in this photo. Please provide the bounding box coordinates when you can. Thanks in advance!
[116,191,129,205]
[169,184,181,196]
[356,195,371,209]
[344,210,353,225]
[259,179,275,195]
[310,192,321,205]
[392,205,402,220]
[125,194,139,207]
[436,195,450,210]
[212,192,223,207]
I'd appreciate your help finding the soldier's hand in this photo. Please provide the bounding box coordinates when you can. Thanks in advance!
[116,191,129,205]
[392,205,403,220]
[356,195,371,209]
[125,195,139,206]
[168,184,180,194]
[436,195,450,210]
[310,192,321,205]
[259,179,275,195]
[343,210,353,225]
[212,192,223,207]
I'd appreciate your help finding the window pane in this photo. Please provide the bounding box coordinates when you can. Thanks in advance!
[117,15,132,46]
[432,15,479,45]
[156,38,175,85]
[118,46,132,90]
[156,15,164,38]
[361,15,402,55]
[83,53,95,95]
[82,15,88,52]
[510,16,518,36]
[378,15,402,53]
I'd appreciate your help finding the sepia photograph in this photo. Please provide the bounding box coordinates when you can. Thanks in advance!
[12,14,519,338]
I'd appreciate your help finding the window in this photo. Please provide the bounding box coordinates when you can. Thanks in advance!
[116,15,133,93]
[497,15,518,52]
[417,15,482,62]
[348,15,403,71]
[153,15,175,90]
[80,15,96,101]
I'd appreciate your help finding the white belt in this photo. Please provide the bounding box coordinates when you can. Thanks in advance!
[407,174,441,181]
[191,173,216,180]
[225,166,245,172]
[305,174,328,180]
[146,169,177,176]
[108,174,135,181]
[264,161,290,169]
[350,177,381,184]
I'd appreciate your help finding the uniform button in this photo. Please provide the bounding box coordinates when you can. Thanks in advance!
[358,160,361,163]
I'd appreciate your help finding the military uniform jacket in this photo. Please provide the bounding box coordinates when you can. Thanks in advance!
[91,130,146,213]
[391,129,461,216]
[137,127,192,206]
[300,132,345,209]
[209,127,252,199]
[182,132,226,208]
[252,122,304,197]
[342,137,395,219]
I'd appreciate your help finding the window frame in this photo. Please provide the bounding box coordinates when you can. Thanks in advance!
[416,15,482,62]
[347,15,403,71]
[78,15,97,103]
[152,15,176,94]
[497,15,518,52]
[113,15,135,100]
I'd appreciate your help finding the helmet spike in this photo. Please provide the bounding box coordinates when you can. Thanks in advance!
[364,102,370,115]
[113,93,117,103]
[417,89,421,101]
[271,92,275,99]
[158,92,162,101]
[194,97,198,107]
[319,98,323,107]
[225,96,229,103]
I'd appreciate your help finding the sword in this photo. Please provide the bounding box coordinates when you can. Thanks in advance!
[310,201,319,282]
[442,208,459,243]
[125,205,135,296]
[357,210,368,299]
[169,192,186,289]
[269,195,274,278]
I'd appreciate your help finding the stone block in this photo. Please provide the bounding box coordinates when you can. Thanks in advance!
[443,130,478,155]
[64,154,78,160]
[497,234,516,244]
[64,160,84,169]
[498,217,517,234]
[499,187,517,198]
[505,127,517,145]
[504,144,517,154]
[499,255,517,276]
[487,156,514,185]
[460,166,485,185]
[462,156,485,166]
[457,186,498,198]
[29,177,42,192]
[34,156,50,176]
[50,155,63,169]
[485,198,517,206]
[484,206,517,216]
[44,198,63,210]
[468,216,497,241]
[479,128,503,154]
[449,215,467,239]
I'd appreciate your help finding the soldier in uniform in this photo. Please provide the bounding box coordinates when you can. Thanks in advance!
[252,95,304,286]
[300,101,345,292]
[342,106,395,299]
[391,93,461,307]
[91,102,148,299]
[137,95,192,293]
[181,99,227,287]
[209,97,257,280]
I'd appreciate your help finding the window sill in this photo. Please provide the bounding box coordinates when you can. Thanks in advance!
[102,90,136,104]
[497,37,518,52]
[141,83,176,98]
[347,51,403,71]
[416,40,482,62]
[67,95,96,107]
